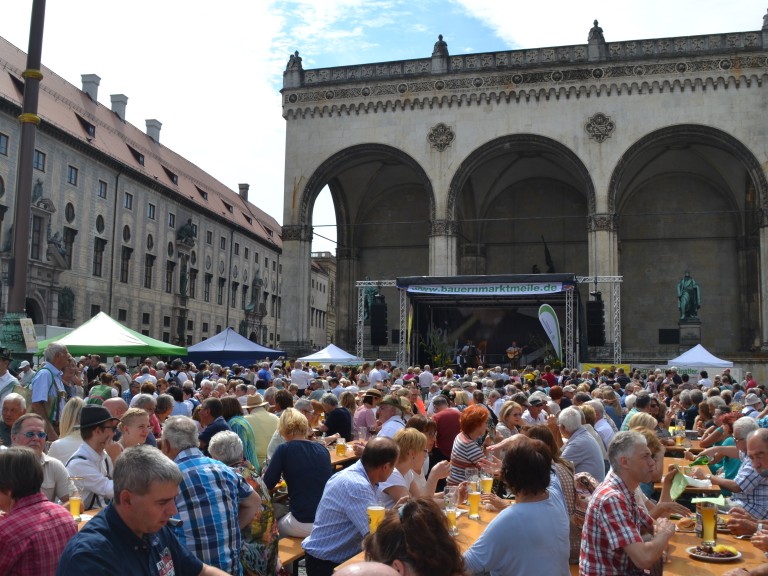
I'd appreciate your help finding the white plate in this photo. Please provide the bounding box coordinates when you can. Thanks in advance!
[686,547,742,562]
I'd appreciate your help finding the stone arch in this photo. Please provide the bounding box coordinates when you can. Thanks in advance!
[609,124,768,215]
[298,143,436,236]
[25,295,45,325]
[447,134,597,220]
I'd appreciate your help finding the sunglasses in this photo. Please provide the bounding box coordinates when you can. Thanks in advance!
[22,431,47,439]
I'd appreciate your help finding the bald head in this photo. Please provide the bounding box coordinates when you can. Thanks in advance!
[335,562,399,576]
[103,398,129,419]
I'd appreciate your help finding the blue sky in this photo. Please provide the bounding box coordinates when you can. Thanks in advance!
[3,1,767,253]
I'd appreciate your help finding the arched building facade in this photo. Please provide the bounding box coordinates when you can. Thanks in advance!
[280,16,768,363]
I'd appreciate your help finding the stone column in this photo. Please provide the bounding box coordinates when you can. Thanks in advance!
[280,224,313,356]
[429,219,457,276]
[335,246,358,351]
[760,221,768,350]
[588,213,619,343]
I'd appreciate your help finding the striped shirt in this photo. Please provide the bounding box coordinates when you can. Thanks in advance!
[302,459,377,564]
[173,447,254,575]
[447,432,484,486]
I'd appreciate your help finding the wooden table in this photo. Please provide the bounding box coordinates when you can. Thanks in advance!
[656,457,721,495]
[329,445,360,469]
[335,505,500,571]
[666,439,705,455]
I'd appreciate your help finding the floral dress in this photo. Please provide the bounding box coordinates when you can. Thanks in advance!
[233,461,280,576]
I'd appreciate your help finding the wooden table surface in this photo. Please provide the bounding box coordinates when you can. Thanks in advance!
[329,445,360,468]
[666,439,705,455]
[656,457,721,495]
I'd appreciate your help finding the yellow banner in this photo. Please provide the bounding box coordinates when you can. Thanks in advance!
[581,363,632,374]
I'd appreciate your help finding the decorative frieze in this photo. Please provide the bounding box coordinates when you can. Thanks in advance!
[281,224,313,242]
[430,219,458,236]
[427,123,455,151]
[588,214,618,232]
[585,113,616,143]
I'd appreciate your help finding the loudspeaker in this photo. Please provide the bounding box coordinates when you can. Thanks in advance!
[586,300,605,346]
[370,299,388,346]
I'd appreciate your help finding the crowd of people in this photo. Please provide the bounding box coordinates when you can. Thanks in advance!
[4,343,768,575]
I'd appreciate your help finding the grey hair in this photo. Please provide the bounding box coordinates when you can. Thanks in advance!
[162,416,199,451]
[156,394,175,413]
[133,393,156,410]
[113,445,182,502]
[585,399,605,417]
[624,394,637,410]
[735,416,759,439]
[558,406,583,434]
[44,343,67,364]
[708,396,726,411]
[263,387,277,402]
[208,430,244,466]
[607,430,647,470]
[2,392,26,411]
[295,398,312,411]
[321,392,338,407]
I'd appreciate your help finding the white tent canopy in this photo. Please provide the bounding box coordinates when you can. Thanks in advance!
[299,344,364,364]
[668,344,733,368]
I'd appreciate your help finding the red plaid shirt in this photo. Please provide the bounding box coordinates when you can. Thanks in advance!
[0,491,77,576]
[579,471,653,575]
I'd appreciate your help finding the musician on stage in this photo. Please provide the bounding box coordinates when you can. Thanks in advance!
[506,340,522,369]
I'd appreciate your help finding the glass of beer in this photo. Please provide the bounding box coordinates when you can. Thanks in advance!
[468,491,481,520]
[480,468,494,494]
[358,427,368,442]
[700,502,717,546]
[367,505,385,533]
[445,506,458,535]
[68,476,83,521]
[466,471,480,494]
[336,438,347,456]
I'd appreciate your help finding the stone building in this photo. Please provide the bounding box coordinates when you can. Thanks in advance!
[312,251,337,346]
[279,13,768,363]
[0,36,284,349]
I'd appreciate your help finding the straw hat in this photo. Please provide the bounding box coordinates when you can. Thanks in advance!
[246,393,269,408]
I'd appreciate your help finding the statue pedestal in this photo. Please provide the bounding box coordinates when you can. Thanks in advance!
[678,320,701,351]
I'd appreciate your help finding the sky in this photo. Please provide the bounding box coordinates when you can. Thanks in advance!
[3,1,766,254]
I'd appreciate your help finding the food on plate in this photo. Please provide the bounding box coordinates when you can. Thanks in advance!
[676,517,695,530]
[694,544,738,558]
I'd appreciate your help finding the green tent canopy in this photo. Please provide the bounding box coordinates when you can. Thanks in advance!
[37,312,187,357]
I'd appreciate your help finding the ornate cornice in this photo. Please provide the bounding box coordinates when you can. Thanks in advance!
[281,224,313,242]
[430,219,458,236]
[588,213,618,232]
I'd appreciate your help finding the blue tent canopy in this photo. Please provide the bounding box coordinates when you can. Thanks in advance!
[186,327,284,367]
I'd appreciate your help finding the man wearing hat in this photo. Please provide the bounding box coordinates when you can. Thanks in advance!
[377,395,407,439]
[65,405,120,509]
[0,348,22,406]
[743,393,764,419]
[522,392,549,425]
[354,389,381,436]
[244,393,279,467]
[17,359,36,387]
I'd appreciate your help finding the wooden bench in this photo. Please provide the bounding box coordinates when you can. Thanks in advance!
[278,536,305,569]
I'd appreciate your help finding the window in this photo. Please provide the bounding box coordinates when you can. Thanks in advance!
[272,260,276,271]
[220,236,226,250]
[141,329,150,336]
[98,180,107,199]
[147,203,156,220]
[241,285,248,309]
[163,316,171,328]
[234,242,240,256]
[93,238,107,276]
[162,332,170,343]
[63,227,77,269]
[244,247,249,259]
[254,252,259,263]
[204,274,212,303]
[168,213,176,228]
[127,144,144,166]
[222,200,233,213]
[33,149,45,171]
[216,325,222,333]
[243,213,252,225]
[124,192,133,210]
[189,269,198,299]
[144,254,155,289]
[206,230,212,245]
[119,247,132,283]
[217,278,225,305]
[67,165,79,186]
[142,312,150,325]
[76,114,96,138]
[165,261,176,293]
[195,186,208,201]
[187,320,194,331]
[118,308,127,322]
[90,305,101,317]
[162,166,178,185]
[30,215,43,260]
[0,133,8,156]
[202,322,209,332]
[264,257,268,268]
[231,282,238,308]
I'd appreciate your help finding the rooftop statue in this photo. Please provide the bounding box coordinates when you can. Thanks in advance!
[432,34,448,57]
[588,19,605,42]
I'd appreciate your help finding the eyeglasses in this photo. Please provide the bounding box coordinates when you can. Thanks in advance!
[22,431,47,439]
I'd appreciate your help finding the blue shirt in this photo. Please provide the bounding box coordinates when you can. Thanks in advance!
[302,459,377,564]
[57,504,203,576]
[198,416,231,455]
[173,447,253,575]
[264,440,333,522]
[731,452,768,519]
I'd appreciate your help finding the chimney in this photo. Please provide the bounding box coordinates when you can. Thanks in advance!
[238,183,250,201]
[110,94,128,121]
[81,74,101,101]
[145,119,162,143]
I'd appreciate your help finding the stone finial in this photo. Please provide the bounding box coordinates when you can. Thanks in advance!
[432,34,449,57]
[588,20,605,42]
[286,50,303,72]
[763,9,768,30]
[283,50,304,89]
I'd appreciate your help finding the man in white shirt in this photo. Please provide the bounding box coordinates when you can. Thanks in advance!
[17,360,36,387]
[377,395,407,438]
[522,393,549,425]
[369,359,385,389]
[290,361,313,396]
[0,348,22,406]
[418,365,434,399]
[65,405,119,508]
[698,370,713,390]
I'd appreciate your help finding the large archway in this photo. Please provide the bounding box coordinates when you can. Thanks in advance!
[447,135,594,276]
[299,144,435,351]
[610,125,767,354]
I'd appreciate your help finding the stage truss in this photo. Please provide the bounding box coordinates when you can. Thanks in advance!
[357,276,623,368]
